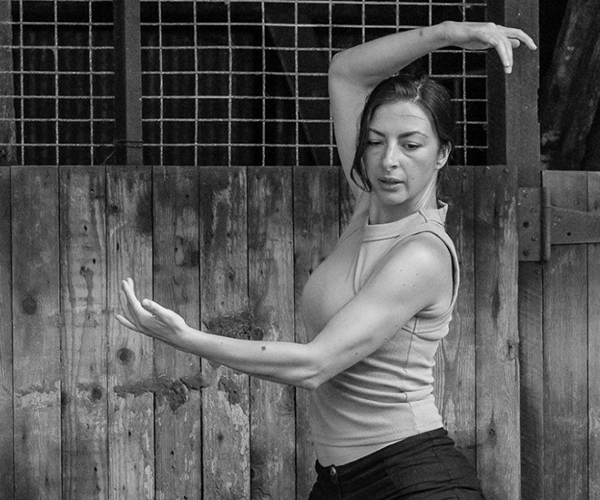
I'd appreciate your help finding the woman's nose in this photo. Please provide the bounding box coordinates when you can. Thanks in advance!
[382,145,399,170]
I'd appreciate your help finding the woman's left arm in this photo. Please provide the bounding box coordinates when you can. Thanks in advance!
[117,233,450,390]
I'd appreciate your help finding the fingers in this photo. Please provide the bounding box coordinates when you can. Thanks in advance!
[491,28,536,74]
[484,30,513,74]
[115,313,144,333]
[119,278,155,328]
[503,27,537,51]
[141,298,169,319]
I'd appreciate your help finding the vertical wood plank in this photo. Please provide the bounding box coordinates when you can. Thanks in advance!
[588,172,600,500]
[0,167,13,498]
[106,165,154,499]
[293,166,340,499]
[474,165,520,500]
[153,166,202,500]
[518,259,544,500]
[60,166,109,499]
[199,166,250,499]
[12,166,61,500]
[339,170,354,234]
[435,165,476,465]
[0,6,15,491]
[543,171,588,500]
[0,10,16,491]
[248,166,295,500]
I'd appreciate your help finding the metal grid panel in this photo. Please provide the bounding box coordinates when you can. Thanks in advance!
[3,0,488,167]
[5,0,114,166]
[140,0,487,167]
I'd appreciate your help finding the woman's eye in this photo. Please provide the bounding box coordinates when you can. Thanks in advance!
[367,140,382,146]
[404,143,421,150]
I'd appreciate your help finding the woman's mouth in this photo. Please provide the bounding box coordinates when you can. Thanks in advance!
[377,176,404,189]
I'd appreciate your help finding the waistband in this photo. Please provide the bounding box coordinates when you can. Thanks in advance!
[315,428,449,478]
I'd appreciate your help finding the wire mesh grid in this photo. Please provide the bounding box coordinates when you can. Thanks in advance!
[2,0,488,167]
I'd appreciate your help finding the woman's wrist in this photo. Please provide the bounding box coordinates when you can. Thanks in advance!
[429,21,455,48]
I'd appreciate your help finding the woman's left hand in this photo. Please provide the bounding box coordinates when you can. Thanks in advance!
[115,278,189,347]
[441,21,537,73]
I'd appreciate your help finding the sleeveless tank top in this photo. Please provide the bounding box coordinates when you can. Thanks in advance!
[300,192,460,466]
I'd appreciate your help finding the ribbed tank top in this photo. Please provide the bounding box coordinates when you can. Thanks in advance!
[300,192,460,466]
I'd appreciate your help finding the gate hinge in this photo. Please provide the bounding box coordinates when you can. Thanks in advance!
[518,187,600,261]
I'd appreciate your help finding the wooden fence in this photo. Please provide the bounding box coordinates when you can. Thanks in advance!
[0,163,524,499]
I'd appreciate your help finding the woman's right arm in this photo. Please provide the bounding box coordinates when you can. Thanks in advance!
[329,21,537,193]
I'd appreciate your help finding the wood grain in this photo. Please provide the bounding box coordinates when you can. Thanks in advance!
[248,166,296,500]
[0,167,13,497]
[107,165,155,499]
[474,165,520,500]
[543,171,589,500]
[153,166,202,500]
[60,166,109,499]
[293,166,340,498]
[588,172,600,499]
[12,166,61,499]
[200,166,251,499]
[436,165,477,465]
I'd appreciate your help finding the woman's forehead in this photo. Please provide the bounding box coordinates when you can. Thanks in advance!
[370,101,434,132]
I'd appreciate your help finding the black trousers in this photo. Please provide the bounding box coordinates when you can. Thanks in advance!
[308,428,485,500]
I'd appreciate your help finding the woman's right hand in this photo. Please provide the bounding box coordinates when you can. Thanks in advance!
[441,21,537,73]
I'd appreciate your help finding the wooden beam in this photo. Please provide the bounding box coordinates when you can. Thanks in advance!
[487,0,541,187]
[113,0,143,166]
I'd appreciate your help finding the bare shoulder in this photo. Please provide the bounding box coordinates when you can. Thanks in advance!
[362,231,453,314]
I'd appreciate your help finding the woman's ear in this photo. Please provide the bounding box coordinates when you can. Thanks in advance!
[436,143,451,170]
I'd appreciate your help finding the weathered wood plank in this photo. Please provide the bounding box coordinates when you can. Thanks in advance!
[518,260,544,500]
[474,165,520,500]
[0,10,15,493]
[543,171,589,500]
[293,166,340,499]
[588,172,600,499]
[248,166,296,500]
[153,166,202,500]
[0,168,13,498]
[106,165,155,499]
[60,166,109,500]
[12,166,61,500]
[435,165,476,465]
[199,166,251,499]
[339,169,355,234]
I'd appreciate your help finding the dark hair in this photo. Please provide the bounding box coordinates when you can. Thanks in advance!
[350,73,455,192]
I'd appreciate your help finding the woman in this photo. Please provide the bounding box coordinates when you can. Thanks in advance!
[117,21,536,499]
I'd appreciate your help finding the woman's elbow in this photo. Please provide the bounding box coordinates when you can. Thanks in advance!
[296,360,330,391]
[328,50,350,81]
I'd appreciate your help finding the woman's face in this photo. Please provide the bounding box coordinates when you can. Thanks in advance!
[363,100,449,224]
